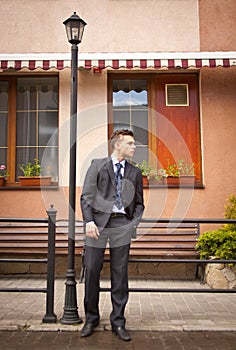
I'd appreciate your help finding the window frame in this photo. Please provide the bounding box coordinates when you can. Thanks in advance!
[0,74,59,186]
[108,72,203,187]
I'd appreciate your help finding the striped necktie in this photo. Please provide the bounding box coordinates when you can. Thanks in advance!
[115,163,123,209]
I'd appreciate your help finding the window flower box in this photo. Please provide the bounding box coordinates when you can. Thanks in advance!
[166,175,195,186]
[0,176,6,186]
[18,176,52,187]
[18,158,52,186]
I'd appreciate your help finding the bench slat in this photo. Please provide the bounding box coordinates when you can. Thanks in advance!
[0,220,199,258]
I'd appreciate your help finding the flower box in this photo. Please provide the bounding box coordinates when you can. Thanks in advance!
[142,175,149,187]
[166,175,195,186]
[18,176,52,187]
[0,176,6,186]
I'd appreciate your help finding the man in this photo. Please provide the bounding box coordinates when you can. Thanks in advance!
[80,129,144,341]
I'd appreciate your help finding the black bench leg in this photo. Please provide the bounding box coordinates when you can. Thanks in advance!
[199,263,206,284]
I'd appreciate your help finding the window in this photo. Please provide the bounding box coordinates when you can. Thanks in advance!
[112,79,148,162]
[0,81,8,167]
[0,76,59,184]
[108,73,202,185]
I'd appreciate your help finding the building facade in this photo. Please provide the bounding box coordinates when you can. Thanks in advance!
[0,0,235,224]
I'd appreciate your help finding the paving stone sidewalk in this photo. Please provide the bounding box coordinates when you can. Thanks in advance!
[0,276,236,332]
[1,331,236,350]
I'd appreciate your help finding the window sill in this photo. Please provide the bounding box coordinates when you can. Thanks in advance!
[0,183,59,190]
[143,182,205,189]
[143,177,204,189]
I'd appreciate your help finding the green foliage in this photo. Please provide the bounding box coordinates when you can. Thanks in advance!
[0,164,8,177]
[177,159,195,176]
[224,194,236,231]
[196,194,236,261]
[135,160,167,180]
[165,159,195,177]
[19,158,41,177]
[196,228,236,260]
[136,159,195,180]
[136,160,153,178]
[165,160,180,177]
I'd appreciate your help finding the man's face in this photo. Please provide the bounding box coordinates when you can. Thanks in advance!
[116,135,136,159]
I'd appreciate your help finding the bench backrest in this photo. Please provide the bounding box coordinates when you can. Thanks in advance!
[0,220,199,258]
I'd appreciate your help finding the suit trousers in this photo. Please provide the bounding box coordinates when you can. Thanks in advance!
[83,215,131,328]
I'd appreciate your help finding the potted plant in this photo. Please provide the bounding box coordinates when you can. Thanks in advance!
[196,195,236,289]
[135,160,167,186]
[152,168,168,185]
[18,158,51,186]
[0,164,8,186]
[165,159,195,185]
[135,160,152,186]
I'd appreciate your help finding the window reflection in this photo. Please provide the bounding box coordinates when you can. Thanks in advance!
[0,81,8,164]
[112,79,148,163]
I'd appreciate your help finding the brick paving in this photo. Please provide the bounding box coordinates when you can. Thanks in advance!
[0,276,236,333]
[0,330,236,350]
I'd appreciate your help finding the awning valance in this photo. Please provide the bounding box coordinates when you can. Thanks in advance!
[0,52,235,71]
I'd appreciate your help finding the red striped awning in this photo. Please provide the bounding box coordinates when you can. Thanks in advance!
[0,52,235,71]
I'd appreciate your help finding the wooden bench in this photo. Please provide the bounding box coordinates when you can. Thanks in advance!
[0,220,85,255]
[131,221,200,257]
[81,221,200,281]
[0,219,200,279]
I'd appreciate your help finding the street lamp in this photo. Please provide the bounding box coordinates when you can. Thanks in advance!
[61,12,87,325]
[63,12,86,45]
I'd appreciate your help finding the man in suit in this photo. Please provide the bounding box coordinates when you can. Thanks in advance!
[80,129,144,341]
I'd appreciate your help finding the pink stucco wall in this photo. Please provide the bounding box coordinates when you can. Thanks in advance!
[0,0,235,223]
[0,0,200,53]
[199,0,236,51]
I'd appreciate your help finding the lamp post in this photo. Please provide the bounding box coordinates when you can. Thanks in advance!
[61,12,87,324]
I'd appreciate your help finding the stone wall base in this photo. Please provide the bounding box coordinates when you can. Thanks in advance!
[0,254,198,280]
[205,263,236,289]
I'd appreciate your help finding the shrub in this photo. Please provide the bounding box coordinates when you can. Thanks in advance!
[196,228,236,260]
[224,194,236,232]
[196,194,236,261]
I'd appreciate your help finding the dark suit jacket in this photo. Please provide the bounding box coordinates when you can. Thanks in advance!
[80,157,144,232]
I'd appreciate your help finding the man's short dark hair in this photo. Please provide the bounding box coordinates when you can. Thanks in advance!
[110,129,134,148]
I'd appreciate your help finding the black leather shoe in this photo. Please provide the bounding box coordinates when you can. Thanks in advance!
[112,326,131,341]
[80,321,99,338]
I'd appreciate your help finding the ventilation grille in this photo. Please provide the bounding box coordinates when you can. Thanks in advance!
[165,84,189,106]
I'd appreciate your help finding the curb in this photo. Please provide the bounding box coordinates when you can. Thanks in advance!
[1,322,236,333]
